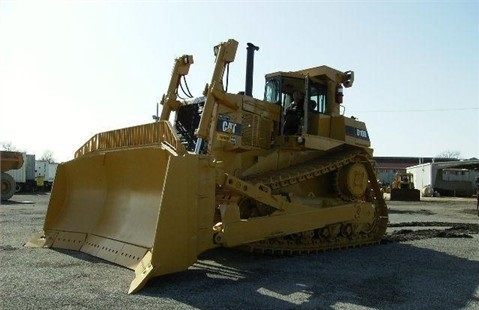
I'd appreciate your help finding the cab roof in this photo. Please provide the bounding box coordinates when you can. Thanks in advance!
[265,65,346,84]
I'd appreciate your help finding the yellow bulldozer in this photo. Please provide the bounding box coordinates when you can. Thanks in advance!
[390,172,421,201]
[27,39,388,294]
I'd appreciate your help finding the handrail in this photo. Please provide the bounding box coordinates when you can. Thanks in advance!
[74,121,186,158]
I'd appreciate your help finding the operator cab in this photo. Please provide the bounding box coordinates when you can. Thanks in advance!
[263,66,354,137]
[264,76,327,114]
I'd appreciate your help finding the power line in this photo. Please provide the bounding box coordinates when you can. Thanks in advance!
[350,107,478,113]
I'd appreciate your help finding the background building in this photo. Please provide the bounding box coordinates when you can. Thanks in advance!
[374,157,479,197]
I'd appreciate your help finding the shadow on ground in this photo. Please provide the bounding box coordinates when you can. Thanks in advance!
[1,199,35,205]
[136,241,479,310]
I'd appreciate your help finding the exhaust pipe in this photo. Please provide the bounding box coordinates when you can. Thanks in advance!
[245,43,259,97]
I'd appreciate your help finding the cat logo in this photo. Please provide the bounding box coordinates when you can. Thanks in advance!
[216,119,242,136]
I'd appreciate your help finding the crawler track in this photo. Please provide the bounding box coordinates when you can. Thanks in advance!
[237,150,389,254]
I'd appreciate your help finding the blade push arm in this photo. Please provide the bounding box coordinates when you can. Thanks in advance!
[195,39,239,140]
[159,55,194,121]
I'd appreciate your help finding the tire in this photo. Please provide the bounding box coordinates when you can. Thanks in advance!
[1,172,16,201]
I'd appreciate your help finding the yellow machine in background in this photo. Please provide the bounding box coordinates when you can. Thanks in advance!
[391,172,421,201]
[1,151,24,201]
[28,39,388,293]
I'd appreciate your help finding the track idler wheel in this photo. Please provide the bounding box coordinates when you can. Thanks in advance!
[335,162,369,201]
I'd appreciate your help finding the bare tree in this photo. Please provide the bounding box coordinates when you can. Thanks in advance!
[437,150,461,159]
[40,150,55,163]
[1,142,17,151]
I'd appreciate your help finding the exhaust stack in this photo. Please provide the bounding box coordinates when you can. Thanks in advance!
[245,43,259,97]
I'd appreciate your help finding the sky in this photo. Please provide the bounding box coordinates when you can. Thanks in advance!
[0,0,478,163]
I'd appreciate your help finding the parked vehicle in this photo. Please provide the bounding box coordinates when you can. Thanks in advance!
[28,39,387,294]
[35,161,58,191]
[1,151,24,200]
[391,172,421,201]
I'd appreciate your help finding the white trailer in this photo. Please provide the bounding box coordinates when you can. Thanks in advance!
[407,163,433,191]
[407,159,479,197]
[35,160,58,191]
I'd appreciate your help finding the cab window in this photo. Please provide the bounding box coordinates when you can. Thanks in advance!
[264,79,281,104]
[308,83,327,113]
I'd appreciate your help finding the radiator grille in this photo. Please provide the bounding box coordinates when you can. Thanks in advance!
[242,112,272,149]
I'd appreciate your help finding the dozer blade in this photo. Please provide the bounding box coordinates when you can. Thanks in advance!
[27,145,215,294]
[390,188,421,201]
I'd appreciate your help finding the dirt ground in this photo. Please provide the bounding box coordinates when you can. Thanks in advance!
[383,195,479,242]
[1,193,478,310]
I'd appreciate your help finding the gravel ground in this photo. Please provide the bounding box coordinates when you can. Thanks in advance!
[1,193,478,310]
